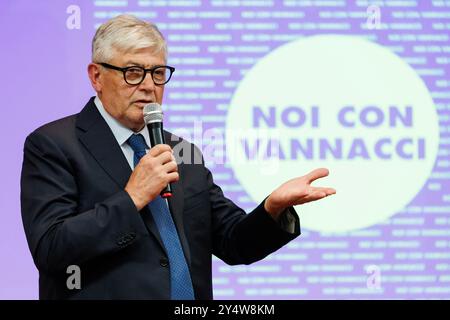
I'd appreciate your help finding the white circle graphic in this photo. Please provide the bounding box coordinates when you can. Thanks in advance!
[226,35,439,232]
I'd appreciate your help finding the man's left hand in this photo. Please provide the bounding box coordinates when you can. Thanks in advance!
[264,168,336,220]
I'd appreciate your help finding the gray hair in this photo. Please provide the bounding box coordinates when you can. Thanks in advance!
[92,14,167,63]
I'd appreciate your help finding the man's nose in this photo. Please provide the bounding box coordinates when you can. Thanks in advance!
[139,72,156,91]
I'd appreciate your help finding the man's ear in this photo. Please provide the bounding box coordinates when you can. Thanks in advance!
[88,63,102,93]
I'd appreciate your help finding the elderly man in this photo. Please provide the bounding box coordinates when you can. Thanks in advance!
[20,15,335,300]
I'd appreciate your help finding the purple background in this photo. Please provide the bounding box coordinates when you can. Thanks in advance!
[1,0,449,299]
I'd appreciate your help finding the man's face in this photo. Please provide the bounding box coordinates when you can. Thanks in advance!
[91,47,166,132]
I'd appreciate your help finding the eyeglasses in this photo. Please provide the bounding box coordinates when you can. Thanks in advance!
[99,62,175,86]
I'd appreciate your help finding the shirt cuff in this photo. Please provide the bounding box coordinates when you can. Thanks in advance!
[277,208,297,234]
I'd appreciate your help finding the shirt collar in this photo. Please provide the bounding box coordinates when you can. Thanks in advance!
[94,96,151,148]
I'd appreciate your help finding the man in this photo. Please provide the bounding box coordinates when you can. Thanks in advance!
[20,15,335,300]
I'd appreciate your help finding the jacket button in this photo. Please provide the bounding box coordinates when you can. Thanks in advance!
[160,258,169,267]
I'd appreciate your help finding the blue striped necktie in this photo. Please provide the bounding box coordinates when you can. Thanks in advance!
[127,133,195,300]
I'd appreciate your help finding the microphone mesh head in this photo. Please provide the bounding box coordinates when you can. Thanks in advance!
[143,103,163,124]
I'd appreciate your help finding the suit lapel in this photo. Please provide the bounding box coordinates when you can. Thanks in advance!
[75,98,166,252]
[76,98,131,189]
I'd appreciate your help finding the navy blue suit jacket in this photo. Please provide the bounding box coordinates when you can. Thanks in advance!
[20,97,300,299]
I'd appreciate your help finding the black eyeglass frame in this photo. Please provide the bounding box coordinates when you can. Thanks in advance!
[98,62,175,86]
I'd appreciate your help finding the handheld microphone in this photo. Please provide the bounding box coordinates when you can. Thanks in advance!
[143,103,173,198]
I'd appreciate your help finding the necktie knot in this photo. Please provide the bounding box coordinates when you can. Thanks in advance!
[127,134,148,154]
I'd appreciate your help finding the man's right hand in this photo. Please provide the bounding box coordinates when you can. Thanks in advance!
[125,144,179,211]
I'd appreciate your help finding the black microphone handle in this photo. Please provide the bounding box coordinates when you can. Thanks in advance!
[148,122,173,198]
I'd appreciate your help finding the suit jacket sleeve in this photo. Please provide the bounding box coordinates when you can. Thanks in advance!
[199,149,301,265]
[20,131,147,274]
